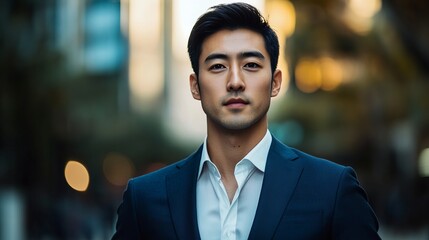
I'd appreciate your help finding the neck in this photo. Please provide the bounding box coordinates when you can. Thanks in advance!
[206,117,268,178]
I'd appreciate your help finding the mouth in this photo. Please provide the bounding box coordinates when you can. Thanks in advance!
[223,98,249,108]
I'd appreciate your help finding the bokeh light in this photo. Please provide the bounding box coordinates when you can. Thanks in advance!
[320,57,343,91]
[103,152,135,186]
[418,148,429,177]
[266,0,296,95]
[64,160,90,192]
[342,0,382,34]
[266,0,295,38]
[295,57,344,93]
[348,0,382,19]
[295,58,322,93]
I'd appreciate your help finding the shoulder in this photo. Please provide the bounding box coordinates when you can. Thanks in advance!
[271,136,347,171]
[270,138,380,237]
[131,161,180,184]
[128,146,202,189]
[292,147,347,172]
[270,136,353,183]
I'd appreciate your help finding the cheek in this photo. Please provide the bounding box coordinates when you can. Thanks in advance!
[199,80,225,98]
[253,81,273,95]
[199,86,219,106]
[248,72,272,89]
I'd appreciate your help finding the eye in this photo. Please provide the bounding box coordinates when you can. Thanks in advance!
[244,62,260,69]
[209,64,226,71]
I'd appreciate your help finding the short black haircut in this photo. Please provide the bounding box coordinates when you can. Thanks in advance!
[187,2,280,76]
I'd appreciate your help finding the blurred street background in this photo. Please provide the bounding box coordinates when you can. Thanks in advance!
[1,0,429,239]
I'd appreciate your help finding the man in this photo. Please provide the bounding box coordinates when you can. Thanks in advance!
[113,2,380,239]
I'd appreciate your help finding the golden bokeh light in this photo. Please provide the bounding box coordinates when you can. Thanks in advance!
[64,160,90,192]
[103,152,135,186]
[266,0,296,38]
[320,57,343,91]
[266,0,296,95]
[342,0,382,34]
[348,0,382,19]
[295,58,322,93]
[295,57,344,93]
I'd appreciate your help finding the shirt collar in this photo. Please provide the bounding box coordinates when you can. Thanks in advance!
[197,130,272,179]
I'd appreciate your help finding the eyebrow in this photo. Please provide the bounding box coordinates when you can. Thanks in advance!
[240,51,265,60]
[204,51,265,63]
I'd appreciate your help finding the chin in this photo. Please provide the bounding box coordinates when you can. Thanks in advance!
[219,118,261,131]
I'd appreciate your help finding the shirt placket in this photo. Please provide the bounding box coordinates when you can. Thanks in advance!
[207,160,255,240]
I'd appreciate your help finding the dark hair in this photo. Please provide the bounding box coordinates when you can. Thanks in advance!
[187,2,279,76]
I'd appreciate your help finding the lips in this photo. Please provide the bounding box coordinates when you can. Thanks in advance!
[224,98,249,107]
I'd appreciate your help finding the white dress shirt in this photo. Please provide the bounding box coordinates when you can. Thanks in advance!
[196,131,272,240]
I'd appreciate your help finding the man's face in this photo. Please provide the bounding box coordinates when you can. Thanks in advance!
[190,29,282,131]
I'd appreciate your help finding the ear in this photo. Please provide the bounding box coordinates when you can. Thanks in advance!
[189,73,201,100]
[271,69,282,97]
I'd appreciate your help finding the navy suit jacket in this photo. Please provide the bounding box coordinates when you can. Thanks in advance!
[113,136,380,239]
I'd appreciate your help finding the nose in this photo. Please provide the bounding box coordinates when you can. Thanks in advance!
[226,66,245,92]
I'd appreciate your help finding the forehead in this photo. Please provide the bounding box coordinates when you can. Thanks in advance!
[200,29,268,60]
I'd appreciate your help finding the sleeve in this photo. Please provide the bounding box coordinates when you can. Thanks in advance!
[111,179,141,240]
[331,167,381,240]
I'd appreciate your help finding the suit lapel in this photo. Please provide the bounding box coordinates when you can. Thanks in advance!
[166,147,202,240]
[248,137,304,240]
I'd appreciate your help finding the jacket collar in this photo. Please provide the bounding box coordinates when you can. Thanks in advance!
[248,136,302,239]
[166,146,202,240]
[165,136,302,240]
